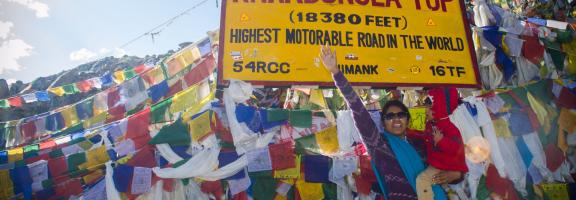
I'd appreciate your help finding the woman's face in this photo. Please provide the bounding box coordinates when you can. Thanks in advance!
[383,106,409,137]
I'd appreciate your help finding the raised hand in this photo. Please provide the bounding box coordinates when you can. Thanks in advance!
[319,44,339,74]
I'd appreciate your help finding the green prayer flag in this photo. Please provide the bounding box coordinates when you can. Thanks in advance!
[547,48,566,71]
[124,69,137,80]
[151,98,172,123]
[67,152,87,172]
[323,183,337,200]
[127,103,145,116]
[149,119,190,146]
[510,87,530,105]
[49,149,64,158]
[476,175,490,200]
[497,92,517,107]
[42,179,53,189]
[267,109,289,122]
[294,134,320,155]
[23,144,39,159]
[0,100,8,108]
[250,175,276,200]
[62,84,79,95]
[289,110,312,128]
[526,80,551,103]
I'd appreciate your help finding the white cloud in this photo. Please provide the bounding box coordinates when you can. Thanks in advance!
[0,21,14,40]
[113,48,126,57]
[7,0,50,18]
[0,39,33,74]
[70,47,127,62]
[69,48,97,61]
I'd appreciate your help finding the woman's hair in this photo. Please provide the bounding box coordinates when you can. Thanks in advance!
[380,100,411,121]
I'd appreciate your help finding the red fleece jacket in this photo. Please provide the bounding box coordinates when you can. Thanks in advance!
[424,88,468,172]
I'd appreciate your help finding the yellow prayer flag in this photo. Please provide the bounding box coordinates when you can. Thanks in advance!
[527,92,550,132]
[170,85,199,113]
[274,155,301,179]
[181,91,214,122]
[0,170,14,199]
[82,169,104,184]
[408,107,427,131]
[143,67,165,87]
[189,111,212,142]
[295,174,324,200]
[181,50,195,66]
[79,146,109,170]
[113,70,125,84]
[83,112,107,129]
[558,108,576,133]
[274,194,288,200]
[61,106,80,127]
[190,47,202,61]
[309,89,327,108]
[48,87,66,96]
[315,126,339,155]
[541,183,569,200]
[492,118,513,138]
[7,148,23,163]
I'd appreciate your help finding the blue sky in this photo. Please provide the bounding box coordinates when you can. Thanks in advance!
[0,0,221,83]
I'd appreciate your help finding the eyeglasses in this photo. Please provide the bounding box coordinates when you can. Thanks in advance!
[383,112,408,121]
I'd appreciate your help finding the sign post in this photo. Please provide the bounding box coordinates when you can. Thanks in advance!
[218,0,480,88]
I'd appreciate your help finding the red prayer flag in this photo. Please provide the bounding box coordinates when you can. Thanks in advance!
[201,180,224,200]
[39,140,57,150]
[48,156,68,178]
[269,142,296,170]
[8,96,22,107]
[21,120,37,141]
[166,80,183,98]
[353,173,372,195]
[486,164,519,200]
[545,144,565,172]
[126,146,156,168]
[183,55,215,86]
[521,35,545,65]
[359,155,376,182]
[75,80,93,93]
[126,108,151,149]
[133,64,149,74]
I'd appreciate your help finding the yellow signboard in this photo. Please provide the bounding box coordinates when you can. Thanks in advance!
[218,0,480,88]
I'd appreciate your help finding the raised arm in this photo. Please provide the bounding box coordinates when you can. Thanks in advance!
[320,45,418,199]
